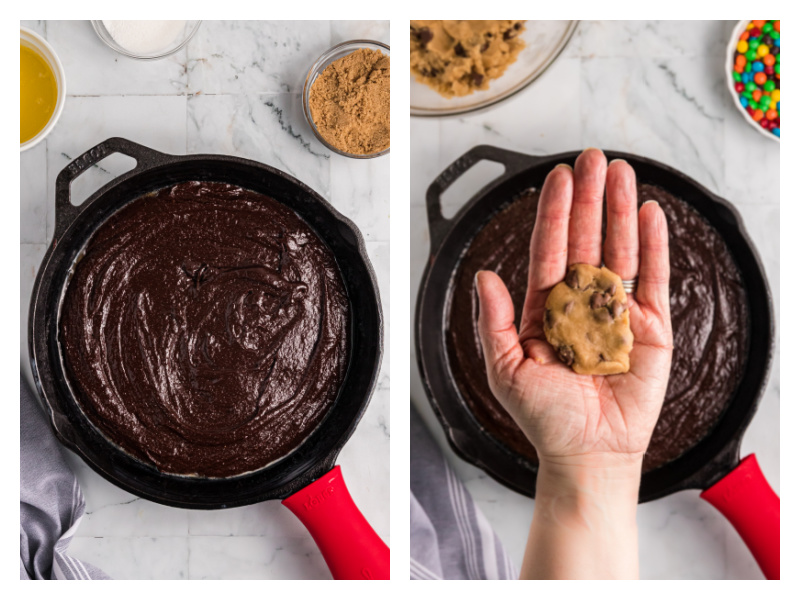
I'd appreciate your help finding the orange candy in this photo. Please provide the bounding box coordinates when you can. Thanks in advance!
[740,31,750,40]
[766,109,778,120]
[753,89,762,101]
[753,20,766,27]
[763,54,775,66]
[735,54,746,67]
[752,109,764,121]
[774,21,780,32]
[734,64,744,73]
[754,72,767,85]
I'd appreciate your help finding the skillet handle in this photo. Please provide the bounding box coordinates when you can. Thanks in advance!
[700,454,780,579]
[282,465,389,580]
[54,137,171,240]
[425,145,536,253]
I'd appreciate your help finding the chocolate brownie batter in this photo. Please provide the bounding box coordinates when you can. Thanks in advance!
[446,183,749,472]
[60,182,351,478]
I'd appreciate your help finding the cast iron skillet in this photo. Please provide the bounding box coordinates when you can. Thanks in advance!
[416,145,779,579]
[29,138,388,579]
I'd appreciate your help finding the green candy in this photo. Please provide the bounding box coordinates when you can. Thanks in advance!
[733,71,742,82]
[749,99,758,110]
[745,81,757,92]
[760,98,771,110]
[742,90,752,99]
[764,80,775,92]
[746,49,757,61]
[771,30,780,39]
[776,52,780,63]
[749,37,760,49]
[775,63,780,74]
[745,61,752,72]
[764,23,774,33]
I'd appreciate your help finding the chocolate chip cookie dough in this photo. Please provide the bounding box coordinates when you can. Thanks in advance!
[410,20,526,97]
[544,264,633,375]
[446,184,749,472]
[60,182,351,478]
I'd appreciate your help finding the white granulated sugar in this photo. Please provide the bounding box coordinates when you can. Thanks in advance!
[102,20,188,55]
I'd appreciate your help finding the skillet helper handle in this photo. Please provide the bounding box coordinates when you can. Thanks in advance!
[700,454,780,580]
[54,137,169,239]
[282,465,389,580]
[425,145,535,253]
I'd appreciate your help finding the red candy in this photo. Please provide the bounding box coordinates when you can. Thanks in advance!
[760,118,769,127]
[735,82,745,93]
[765,65,774,75]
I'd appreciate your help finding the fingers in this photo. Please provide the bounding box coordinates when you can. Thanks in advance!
[636,201,671,317]
[475,271,524,386]
[567,148,607,266]
[604,160,639,280]
[527,165,573,293]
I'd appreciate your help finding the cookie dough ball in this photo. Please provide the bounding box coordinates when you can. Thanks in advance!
[544,264,634,375]
[410,20,526,98]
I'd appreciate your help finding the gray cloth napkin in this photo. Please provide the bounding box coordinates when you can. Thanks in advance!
[20,373,110,580]
[410,404,516,580]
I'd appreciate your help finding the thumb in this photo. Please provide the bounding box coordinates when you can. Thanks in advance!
[475,271,524,388]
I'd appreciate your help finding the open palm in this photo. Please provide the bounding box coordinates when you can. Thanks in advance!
[476,149,673,466]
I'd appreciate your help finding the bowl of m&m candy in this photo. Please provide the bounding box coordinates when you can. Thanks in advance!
[727,20,779,141]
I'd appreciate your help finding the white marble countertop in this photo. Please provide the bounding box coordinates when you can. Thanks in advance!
[410,20,779,580]
[21,20,389,580]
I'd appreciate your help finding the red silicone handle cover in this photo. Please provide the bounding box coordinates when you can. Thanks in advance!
[700,454,780,580]
[282,466,389,580]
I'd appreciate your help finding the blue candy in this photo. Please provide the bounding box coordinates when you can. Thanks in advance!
[740,96,749,108]
[742,72,753,83]
[752,61,764,72]
[772,128,780,137]
[774,38,780,47]
[777,101,780,112]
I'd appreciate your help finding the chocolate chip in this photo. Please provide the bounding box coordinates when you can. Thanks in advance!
[599,353,606,362]
[607,284,617,296]
[454,43,467,57]
[565,269,580,289]
[480,41,489,52]
[590,291,609,309]
[503,29,515,41]
[418,27,433,46]
[557,345,574,366]
[514,23,522,30]
[610,300,625,319]
[544,309,553,329]
[471,69,484,86]
[564,300,574,315]
[595,309,612,324]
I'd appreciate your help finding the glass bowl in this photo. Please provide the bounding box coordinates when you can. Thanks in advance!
[21,27,66,152]
[725,20,779,143]
[303,40,390,159]
[410,20,578,117]
[90,20,202,60]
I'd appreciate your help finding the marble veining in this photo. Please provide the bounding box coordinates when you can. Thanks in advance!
[21,20,389,580]
[411,20,778,580]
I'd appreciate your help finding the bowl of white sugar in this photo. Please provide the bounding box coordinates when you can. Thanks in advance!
[91,20,202,60]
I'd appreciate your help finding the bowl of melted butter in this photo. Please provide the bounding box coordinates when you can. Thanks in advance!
[21,27,65,152]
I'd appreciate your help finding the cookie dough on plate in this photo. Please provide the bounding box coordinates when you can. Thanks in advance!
[543,264,634,375]
[410,20,526,98]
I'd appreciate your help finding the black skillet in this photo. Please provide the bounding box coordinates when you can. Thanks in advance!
[29,138,388,579]
[415,145,779,579]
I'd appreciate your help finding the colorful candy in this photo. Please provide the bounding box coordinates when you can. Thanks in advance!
[731,20,780,137]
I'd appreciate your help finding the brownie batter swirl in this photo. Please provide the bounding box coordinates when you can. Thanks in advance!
[60,182,351,477]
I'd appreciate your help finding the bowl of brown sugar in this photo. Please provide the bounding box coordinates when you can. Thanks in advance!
[303,40,390,159]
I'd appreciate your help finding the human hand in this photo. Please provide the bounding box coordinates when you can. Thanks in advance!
[475,148,673,474]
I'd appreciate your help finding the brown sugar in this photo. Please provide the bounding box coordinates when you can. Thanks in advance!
[309,48,390,155]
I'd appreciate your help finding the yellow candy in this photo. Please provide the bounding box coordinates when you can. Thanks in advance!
[771,100,777,110]
[747,23,754,29]
[757,44,769,57]
[772,90,780,102]
[737,40,748,53]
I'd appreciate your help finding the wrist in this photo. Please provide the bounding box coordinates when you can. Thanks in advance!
[535,453,642,530]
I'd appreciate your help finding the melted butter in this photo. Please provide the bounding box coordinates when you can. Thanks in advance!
[21,44,58,144]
